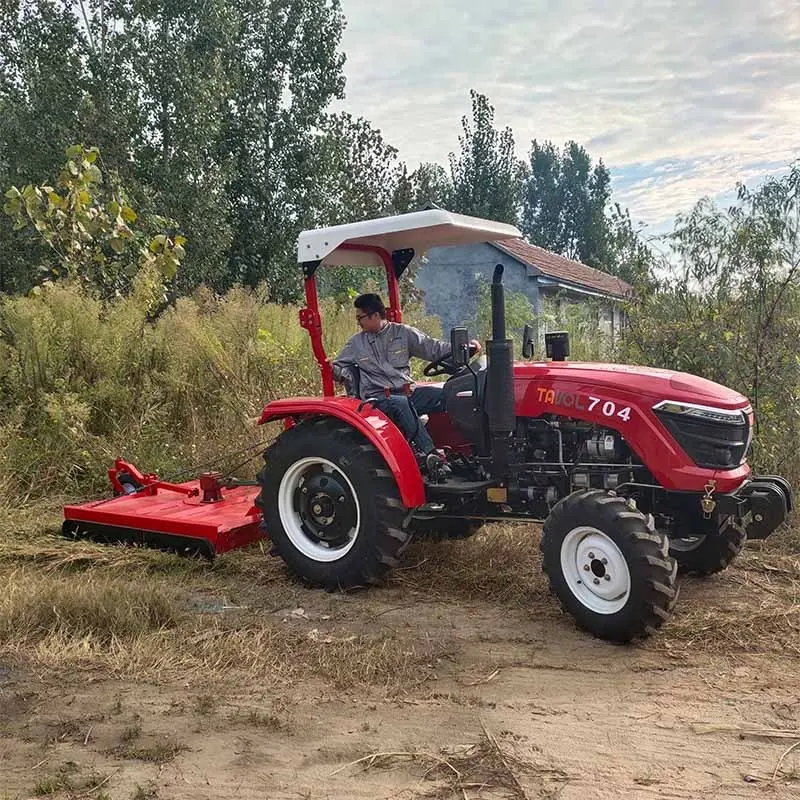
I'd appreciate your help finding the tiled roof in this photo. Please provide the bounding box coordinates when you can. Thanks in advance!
[493,238,633,299]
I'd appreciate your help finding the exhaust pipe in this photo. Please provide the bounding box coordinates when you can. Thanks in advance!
[485,264,514,477]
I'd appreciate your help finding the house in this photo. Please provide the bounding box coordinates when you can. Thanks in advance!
[414,238,633,350]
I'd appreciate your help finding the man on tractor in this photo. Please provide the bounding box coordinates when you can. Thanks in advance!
[331,292,480,472]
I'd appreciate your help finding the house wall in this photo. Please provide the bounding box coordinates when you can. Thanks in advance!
[415,243,538,336]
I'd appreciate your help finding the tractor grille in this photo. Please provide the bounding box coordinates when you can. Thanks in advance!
[654,405,751,470]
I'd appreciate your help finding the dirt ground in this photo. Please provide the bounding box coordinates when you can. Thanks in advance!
[1,521,799,800]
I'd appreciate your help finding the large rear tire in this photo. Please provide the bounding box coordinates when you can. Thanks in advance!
[255,419,411,589]
[541,490,678,643]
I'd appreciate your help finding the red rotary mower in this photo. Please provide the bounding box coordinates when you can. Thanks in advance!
[63,209,793,642]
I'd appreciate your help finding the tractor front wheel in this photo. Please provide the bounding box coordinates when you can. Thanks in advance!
[541,489,678,643]
[256,419,411,589]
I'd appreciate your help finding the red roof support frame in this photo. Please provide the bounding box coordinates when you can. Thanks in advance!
[300,242,402,397]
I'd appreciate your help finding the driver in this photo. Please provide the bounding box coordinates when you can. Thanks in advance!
[331,293,481,471]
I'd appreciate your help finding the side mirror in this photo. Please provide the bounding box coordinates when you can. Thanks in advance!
[522,323,535,359]
[450,326,470,367]
[545,331,570,361]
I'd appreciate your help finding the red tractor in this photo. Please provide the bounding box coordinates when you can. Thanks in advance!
[63,210,792,643]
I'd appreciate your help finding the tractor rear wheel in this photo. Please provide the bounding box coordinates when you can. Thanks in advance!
[255,418,411,589]
[667,517,746,576]
[541,489,678,643]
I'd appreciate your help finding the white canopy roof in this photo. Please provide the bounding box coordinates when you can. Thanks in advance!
[297,209,522,267]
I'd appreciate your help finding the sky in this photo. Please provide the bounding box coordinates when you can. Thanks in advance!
[335,0,800,236]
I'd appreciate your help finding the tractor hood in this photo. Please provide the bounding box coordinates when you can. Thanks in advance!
[513,361,751,410]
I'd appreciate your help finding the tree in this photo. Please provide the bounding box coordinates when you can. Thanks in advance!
[392,162,452,213]
[310,113,401,300]
[605,203,659,290]
[0,0,93,292]
[522,140,611,268]
[447,91,526,224]
[222,0,347,301]
[621,162,800,476]
[106,0,236,292]
[2,144,185,301]
[0,0,349,300]
[311,112,400,226]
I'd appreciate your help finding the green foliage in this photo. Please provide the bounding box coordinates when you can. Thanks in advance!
[393,162,452,213]
[448,91,526,224]
[311,113,403,300]
[605,202,659,289]
[522,140,611,268]
[0,0,349,298]
[222,0,348,300]
[470,279,613,360]
[312,112,400,225]
[622,163,800,480]
[536,293,617,362]
[3,145,185,296]
[472,278,535,353]
[0,0,94,292]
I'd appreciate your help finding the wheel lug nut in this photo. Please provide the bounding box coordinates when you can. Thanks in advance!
[302,487,308,494]
[601,557,608,565]
[338,496,345,503]
[593,578,600,585]
[583,565,590,571]
[604,574,611,581]
[588,552,595,559]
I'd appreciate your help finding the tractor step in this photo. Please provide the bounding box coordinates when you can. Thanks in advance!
[424,478,495,495]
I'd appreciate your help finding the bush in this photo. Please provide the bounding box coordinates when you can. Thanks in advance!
[0,280,440,501]
[621,165,800,483]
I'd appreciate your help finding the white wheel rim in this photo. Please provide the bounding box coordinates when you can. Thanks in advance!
[277,457,360,562]
[560,526,631,615]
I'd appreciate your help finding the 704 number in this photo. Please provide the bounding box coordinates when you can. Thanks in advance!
[588,396,631,422]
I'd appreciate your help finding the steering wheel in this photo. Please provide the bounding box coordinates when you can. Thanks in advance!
[423,344,479,378]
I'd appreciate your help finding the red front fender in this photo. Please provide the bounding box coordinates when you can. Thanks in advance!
[257,396,426,508]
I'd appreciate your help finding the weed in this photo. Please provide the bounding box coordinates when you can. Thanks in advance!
[0,281,439,502]
[33,766,109,797]
[193,694,216,715]
[116,737,188,764]
[131,783,159,800]
[33,776,62,796]
[245,710,282,730]
[120,721,142,742]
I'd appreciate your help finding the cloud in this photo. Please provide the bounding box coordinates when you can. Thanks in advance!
[335,0,800,228]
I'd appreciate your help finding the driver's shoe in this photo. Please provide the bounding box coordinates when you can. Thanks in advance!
[424,449,452,481]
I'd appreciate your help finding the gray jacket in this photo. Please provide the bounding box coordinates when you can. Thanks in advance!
[332,322,451,398]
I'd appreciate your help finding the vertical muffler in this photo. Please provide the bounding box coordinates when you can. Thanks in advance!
[485,264,515,477]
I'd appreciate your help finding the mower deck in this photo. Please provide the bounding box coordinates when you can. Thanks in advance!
[62,461,266,558]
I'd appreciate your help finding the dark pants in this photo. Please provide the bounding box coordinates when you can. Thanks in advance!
[370,385,444,454]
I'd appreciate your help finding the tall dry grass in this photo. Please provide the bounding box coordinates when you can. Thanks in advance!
[0,279,441,501]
